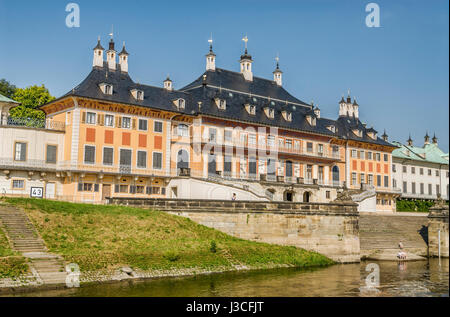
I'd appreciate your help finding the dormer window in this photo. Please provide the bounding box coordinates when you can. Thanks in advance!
[99,83,113,95]
[245,104,256,115]
[327,125,336,133]
[353,129,363,137]
[367,131,377,140]
[131,89,144,101]
[215,98,226,110]
[306,115,316,126]
[282,111,292,122]
[264,107,275,119]
[173,98,186,110]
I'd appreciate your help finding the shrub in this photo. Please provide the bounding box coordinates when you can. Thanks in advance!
[210,240,217,253]
[163,250,180,262]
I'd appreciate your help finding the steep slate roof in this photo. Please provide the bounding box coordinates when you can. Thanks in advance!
[392,141,449,165]
[181,68,309,106]
[56,65,195,115]
[45,63,394,147]
[0,93,20,104]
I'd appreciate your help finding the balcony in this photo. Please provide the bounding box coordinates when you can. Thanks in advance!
[0,116,65,132]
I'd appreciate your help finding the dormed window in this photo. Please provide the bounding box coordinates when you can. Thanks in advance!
[264,107,275,119]
[367,131,377,140]
[215,98,226,110]
[99,83,113,95]
[327,125,336,133]
[173,98,186,110]
[131,89,144,101]
[306,115,316,126]
[353,129,363,137]
[282,111,292,122]
[245,104,256,115]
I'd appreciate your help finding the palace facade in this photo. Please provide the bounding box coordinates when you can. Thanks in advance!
[0,36,400,210]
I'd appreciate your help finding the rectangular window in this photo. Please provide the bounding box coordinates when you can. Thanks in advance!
[153,152,162,170]
[384,176,389,188]
[122,117,131,129]
[420,168,424,175]
[375,153,381,161]
[209,128,217,143]
[129,185,137,194]
[393,179,397,188]
[12,179,24,189]
[428,184,433,195]
[224,155,232,173]
[428,169,432,176]
[436,170,440,177]
[360,150,365,159]
[403,181,407,193]
[86,112,96,124]
[360,173,365,184]
[377,175,381,187]
[318,166,324,180]
[84,145,95,164]
[318,144,324,155]
[403,166,407,173]
[136,186,144,194]
[326,191,330,199]
[368,174,374,185]
[46,145,57,164]
[138,119,148,131]
[294,140,301,150]
[152,187,161,195]
[352,173,357,185]
[267,135,275,147]
[367,152,373,160]
[105,114,114,127]
[14,142,27,161]
[420,183,424,194]
[351,150,357,158]
[224,130,233,142]
[154,121,163,133]
[306,165,313,180]
[411,167,415,174]
[119,185,128,193]
[383,154,388,162]
[286,139,292,149]
[412,182,416,194]
[392,164,396,172]
[436,185,440,195]
[119,149,132,167]
[137,151,147,168]
[103,147,114,165]
[307,142,313,153]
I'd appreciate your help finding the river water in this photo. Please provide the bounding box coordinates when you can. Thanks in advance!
[12,259,450,297]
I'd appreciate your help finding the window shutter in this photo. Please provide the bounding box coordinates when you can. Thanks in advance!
[81,112,86,123]
[20,143,27,161]
[132,118,136,130]
[118,117,122,128]
[115,184,120,193]
[99,114,104,126]
[78,183,83,191]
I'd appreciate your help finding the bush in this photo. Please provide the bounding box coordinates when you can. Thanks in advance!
[210,240,217,253]
[396,199,435,212]
[163,250,180,262]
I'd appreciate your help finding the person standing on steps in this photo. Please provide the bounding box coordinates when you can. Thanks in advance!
[232,193,237,201]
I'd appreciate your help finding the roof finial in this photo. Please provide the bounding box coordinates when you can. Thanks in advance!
[208,33,213,52]
[275,53,280,69]
[242,34,248,53]
[109,25,114,40]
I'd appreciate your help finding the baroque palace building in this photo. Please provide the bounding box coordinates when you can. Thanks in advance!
[0,35,400,211]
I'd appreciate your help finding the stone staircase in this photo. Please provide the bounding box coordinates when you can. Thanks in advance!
[0,204,68,286]
[359,213,429,259]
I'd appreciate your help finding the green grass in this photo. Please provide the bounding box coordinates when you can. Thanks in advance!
[0,221,29,278]
[2,198,334,273]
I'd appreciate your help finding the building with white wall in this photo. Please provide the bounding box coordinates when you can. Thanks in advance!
[392,134,449,201]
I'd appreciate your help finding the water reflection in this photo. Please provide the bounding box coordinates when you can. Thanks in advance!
[8,259,449,297]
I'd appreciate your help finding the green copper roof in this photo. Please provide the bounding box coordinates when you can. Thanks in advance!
[392,141,449,165]
[0,93,19,104]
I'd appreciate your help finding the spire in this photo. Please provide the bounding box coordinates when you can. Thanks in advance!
[118,41,129,73]
[206,35,216,71]
[240,35,253,81]
[106,26,117,70]
[407,134,413,146]
[119,41,129,56]
[424,131,430,145]
[382,129,388,141]
[92,36,104,68]
[432,133,438,145]
[273,54,283,86]
[346,89,351,103]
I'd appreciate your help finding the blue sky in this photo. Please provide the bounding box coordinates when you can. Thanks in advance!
[0,0,448,151]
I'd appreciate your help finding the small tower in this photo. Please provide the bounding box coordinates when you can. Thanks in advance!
[352,98,359,119]
[338,91,354,117]
[240,35,253,81]
[273,55,283,86]
[432,133,438,145]
[119,42,129,73]
[407,134,413,146]
[93,36,104,68]
[314,105,321,118]
[424,132,430,145]
[382,130,388,142]
[164,76,173,91]
[106,33,117,71]
[206,36,216,71]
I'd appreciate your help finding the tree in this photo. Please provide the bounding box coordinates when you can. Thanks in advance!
[0,79,17,98]
[9,85,55,121]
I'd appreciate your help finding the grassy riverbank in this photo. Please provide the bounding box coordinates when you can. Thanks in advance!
[2,198,333,274]
[0,226,28,278]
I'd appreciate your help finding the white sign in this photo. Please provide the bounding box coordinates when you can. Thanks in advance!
[30,187,44,198]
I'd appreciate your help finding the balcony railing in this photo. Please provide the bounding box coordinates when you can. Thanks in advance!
[0,116,65,131]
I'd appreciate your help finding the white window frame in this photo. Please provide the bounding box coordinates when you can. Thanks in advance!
[154,120,163,133]
[86,112,97,125]
[102,146,114,166]
[84,145,96,165]
[137,150,148,169]
[152,151,163,170]
[122,116,131,129]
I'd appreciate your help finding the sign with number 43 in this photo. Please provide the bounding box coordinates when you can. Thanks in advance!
[30,187,44,198]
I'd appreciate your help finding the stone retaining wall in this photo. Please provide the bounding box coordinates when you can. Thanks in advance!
[428,204,449,258]
[108,198,360,263]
